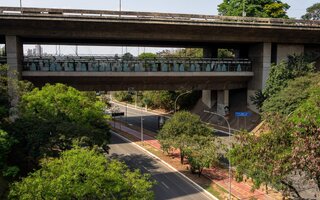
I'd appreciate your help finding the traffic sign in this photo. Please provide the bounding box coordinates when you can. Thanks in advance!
[235,112,251,117]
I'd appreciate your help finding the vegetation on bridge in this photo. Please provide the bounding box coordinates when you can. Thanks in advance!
[218,0,290,18]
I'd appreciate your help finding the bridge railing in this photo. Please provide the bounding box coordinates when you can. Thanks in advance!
[0,56,6,64]
[23,56,252,73]
[0,7,319,27]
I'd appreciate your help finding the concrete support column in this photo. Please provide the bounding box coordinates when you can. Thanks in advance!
[202,90,216,109]
[217,90,229,115]
[5,35,23,118]
[247,43,271,113]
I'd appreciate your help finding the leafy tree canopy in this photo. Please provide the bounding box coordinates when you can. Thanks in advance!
[158,111,213,164]
[9,148,154,200]
[8,83,111,174]
[138,52,157,59]
[251,54,315,111]
[262,73,320,115]
[218,0,290,18]
[302,3,320,20]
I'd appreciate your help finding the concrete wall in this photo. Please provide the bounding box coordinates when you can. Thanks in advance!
[277,44,304,64]
[202,90,217,109]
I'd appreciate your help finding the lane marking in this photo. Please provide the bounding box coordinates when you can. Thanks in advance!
[111,130,219,200]
[161,181,170,189]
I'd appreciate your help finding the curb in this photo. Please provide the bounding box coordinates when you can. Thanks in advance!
[111,130,219,200]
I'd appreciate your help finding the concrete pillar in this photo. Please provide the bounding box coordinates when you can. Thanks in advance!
[247,43,272,113]
[202,90,217,109]
[217,90,229,115]
[276,44,304,64]
[5,35,23,118]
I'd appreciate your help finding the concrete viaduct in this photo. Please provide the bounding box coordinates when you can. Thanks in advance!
[1,7,320,114]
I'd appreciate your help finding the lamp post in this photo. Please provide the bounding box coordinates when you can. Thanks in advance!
[20,0,22,13]
[204,110,232,200]
[119,0,122,17]
[174,90,192,113]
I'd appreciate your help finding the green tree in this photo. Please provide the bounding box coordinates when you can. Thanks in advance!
[157,111,212,164]
[302,3,320,20]
[251,54,315,110]
[218,0,290,18]
[142,91,174,110]
[231,73,320,198]
[9,83,110,174]
[9,148,154,200]
[185,135,219,177]
[138,52,157,59]
[122,52,134,60]
[262,73,319,115]
[289,85,320,192]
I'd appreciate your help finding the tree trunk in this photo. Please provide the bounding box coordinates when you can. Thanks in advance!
[198,167,203,177]
[180,152,184,164]
[281,180,301,199]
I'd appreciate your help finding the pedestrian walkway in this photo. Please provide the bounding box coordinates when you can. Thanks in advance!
[110,121,279,200]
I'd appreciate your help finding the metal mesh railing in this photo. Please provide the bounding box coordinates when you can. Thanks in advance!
[23,56,252,73]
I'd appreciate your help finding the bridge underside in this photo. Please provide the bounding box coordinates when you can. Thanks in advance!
[22,72,251,91]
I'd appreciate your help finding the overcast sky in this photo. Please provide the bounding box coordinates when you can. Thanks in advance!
[0,0,318,55]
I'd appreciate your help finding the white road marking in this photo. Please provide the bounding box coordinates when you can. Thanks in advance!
[111,131,218,200]
[161,181,170,189]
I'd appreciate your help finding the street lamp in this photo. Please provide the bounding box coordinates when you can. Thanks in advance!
[174,90,192,113]
[128,87,144,142]
[20,0,22,12]
[204,110,232,200]
[119,0,122,17]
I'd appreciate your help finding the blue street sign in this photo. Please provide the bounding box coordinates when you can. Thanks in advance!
[235,112,252,117]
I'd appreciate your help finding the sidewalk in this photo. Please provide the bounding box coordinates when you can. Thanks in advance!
[110,121,280,200]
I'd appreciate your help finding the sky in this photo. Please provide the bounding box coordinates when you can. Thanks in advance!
[0,0,318,55]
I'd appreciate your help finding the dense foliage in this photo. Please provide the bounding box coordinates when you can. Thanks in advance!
[6,83,110,176]
[9,148,154,200]
[231,72,320,198]
[113,90,200,111]
[158,111,220,176]
[302,3,320,20]
[251,54,315,111]
[218,0,290,18]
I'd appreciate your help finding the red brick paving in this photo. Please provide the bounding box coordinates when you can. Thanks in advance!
[111,122,276,200]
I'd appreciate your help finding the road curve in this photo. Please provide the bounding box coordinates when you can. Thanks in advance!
[108,132,216,200]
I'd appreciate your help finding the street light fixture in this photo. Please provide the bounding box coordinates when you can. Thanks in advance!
[119,0,122,17]
[128,87,144,142]
[204,110,232,200]
[174,90,192,113]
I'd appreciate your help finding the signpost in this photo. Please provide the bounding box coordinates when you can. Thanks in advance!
[235,112,251,129]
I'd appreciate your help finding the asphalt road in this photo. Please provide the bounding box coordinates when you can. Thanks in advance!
[109,132,215,200]
[111,102,165,133]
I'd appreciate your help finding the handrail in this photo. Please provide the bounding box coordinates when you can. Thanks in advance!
[0,6,319,27]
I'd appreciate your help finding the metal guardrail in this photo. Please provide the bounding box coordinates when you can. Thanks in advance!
[0,7,319,27]
[23,56,252,73]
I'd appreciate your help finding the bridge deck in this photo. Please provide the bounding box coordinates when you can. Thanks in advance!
[0,7,319,29]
